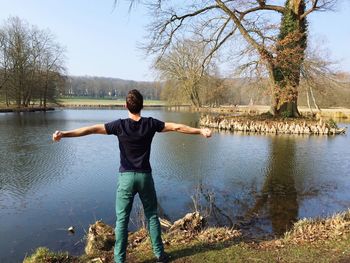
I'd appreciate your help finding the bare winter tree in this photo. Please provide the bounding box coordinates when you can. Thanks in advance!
[299,39,346,112]
[39,40,66,107]
[0,17,66,108]
[0,27,10,106]
[131,0,338,117]
[154,39,217,107]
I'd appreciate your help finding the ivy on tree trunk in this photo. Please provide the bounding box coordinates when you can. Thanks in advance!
[271,0,308,117]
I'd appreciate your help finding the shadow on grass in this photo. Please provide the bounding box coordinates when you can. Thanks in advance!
[140,240,239,263]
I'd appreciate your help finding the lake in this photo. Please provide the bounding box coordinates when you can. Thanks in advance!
[0,109,349,262]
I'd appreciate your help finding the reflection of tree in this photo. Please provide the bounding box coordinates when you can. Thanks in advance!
[247,136,298,235]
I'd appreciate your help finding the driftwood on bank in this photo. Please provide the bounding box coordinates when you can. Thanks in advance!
[199,115,347,135]
[168,212,205,233]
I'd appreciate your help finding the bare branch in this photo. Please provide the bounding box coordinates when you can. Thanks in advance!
[201,27,237,75]
[144,4,220,58]
[301,0,337,19]
[238,4,286,19]
[215,0,273,61]
[301,0,320,18]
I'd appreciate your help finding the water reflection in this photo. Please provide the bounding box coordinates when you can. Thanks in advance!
[247,136,298,235]
[183,135,300,236]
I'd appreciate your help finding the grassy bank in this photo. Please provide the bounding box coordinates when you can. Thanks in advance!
[24,210,350,263]
[0,99,166,110]
[56,98,166,107]
[133,234,350,263]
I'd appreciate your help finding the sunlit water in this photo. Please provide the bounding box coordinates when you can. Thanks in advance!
[0,109,349,262]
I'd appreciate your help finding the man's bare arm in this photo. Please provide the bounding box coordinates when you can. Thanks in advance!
[162,122,212,138]
[52,124,107,142]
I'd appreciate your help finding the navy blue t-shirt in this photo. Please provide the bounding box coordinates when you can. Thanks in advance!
[104,117,165,173]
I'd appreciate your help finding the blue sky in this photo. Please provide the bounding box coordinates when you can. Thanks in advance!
[0,0,349,81]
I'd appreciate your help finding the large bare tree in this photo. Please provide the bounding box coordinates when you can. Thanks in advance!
[136,0,337,117]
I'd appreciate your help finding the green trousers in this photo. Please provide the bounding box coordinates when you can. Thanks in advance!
[114,172,164,263]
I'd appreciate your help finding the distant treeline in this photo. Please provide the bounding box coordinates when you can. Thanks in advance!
[63,76,161,100]
[62,74,350,108]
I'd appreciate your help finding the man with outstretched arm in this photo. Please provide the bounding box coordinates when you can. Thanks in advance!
[52,89,212,263]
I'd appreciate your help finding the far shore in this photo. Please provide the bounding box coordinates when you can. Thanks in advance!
[57,98,167,107]
[0,106,55,113]
[1,99,350,120]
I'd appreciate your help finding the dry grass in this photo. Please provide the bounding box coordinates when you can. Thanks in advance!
[197,227,241,243]
[284,209,350,244]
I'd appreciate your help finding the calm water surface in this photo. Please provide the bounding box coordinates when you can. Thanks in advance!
[0,109,349,262]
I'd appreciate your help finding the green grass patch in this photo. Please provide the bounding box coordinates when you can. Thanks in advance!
[132,234,350,263]
[22,236,350,263]
[23,247,75,263]
[133,210,350,262]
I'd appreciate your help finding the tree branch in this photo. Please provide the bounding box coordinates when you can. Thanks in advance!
[301,0,319,18]
[167,5,220,25]
[301,0,336,19]
[147,4,220,57]
[238,4,286,19]
[215,0,272,61]
[201,27,238,75]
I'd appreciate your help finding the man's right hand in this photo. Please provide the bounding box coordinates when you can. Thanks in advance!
[201,128,212,138]
[52,130,63,142]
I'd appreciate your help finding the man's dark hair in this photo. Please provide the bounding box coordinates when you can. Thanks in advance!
[126,89,143,114]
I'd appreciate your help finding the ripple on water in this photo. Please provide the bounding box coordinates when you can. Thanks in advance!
[0,136,76,203]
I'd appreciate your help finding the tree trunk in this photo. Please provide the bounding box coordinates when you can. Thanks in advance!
[5,88,9,107]
[306,89,313,115]
[277,101,300,117]
[191,87,201,108]
[268,0,307,118]
[309,85,321,112]
[269,88,300,117]
[43,83,48,108]
[43,71,49,108]
[16,92,21,107]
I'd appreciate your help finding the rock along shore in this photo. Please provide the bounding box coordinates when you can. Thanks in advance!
[199,114,347,135]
